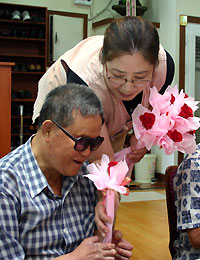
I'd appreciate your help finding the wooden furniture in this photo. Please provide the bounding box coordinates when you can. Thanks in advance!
[165,165,179,258]
[0,3,47,151]
[0,62,14,158]
[112,4,148,16]
[92,11,160,31]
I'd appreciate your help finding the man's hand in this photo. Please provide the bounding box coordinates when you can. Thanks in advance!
[70,236,117,260]
[112,230,133,260]
[54,232,132,260]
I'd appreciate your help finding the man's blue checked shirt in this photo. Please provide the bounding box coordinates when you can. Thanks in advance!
[173,144,200,260]
[0,137,98,259]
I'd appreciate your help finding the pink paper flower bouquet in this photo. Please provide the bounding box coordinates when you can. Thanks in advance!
[85,154,130,243]
[132,85,200,155]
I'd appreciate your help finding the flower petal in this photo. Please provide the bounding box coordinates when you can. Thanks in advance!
[84,174,107,190]
[109,160,129,184]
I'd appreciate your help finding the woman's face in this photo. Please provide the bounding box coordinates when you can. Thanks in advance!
[104,52,154,101]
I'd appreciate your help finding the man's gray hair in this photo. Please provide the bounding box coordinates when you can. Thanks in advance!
[37,83,104,128]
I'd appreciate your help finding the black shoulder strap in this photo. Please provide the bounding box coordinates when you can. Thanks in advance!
[61,59,88,86]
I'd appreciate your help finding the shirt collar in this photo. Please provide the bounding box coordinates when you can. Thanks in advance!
[21,136,82,199]
[21,136,50,198]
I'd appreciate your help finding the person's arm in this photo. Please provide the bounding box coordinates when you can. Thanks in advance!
[0,191,117,260]
[187,228,200,249]
[54,230,133,260]
[53,236,117,260]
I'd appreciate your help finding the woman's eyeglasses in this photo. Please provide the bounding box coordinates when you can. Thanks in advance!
[105,64,151,88]
[51,120,104,152]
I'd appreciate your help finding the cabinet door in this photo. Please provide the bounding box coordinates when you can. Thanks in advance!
[51,15,84,61]
[48,10,88,63]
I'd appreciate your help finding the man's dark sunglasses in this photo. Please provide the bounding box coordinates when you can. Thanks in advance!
[51,120,104,152]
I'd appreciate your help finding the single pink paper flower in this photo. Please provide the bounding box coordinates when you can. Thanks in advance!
[132,104,170,150]
[149,86,172,114]
[158,131,197,155]
[85,154,130,194]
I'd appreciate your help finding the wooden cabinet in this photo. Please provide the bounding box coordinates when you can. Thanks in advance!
[0,62,14,158]
[0,3,47,152]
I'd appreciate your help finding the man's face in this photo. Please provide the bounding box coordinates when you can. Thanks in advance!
[46,112,103,177]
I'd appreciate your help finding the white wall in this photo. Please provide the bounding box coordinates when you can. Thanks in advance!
[138,0,177,173]
[176,0,200,81]
[142,0,176,82]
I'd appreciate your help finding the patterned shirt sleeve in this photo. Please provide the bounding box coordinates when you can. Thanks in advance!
[0,190,25,259]
[174,151,200,231]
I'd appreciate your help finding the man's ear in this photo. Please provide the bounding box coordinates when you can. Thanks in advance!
[41,120,54,140]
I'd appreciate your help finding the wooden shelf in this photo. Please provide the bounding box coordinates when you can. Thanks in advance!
[0,2,47,150]
[0,36,45,41]
[12,71,44,75]
[0,18,45,25]
[12,98,35,102]
[12,116,32,119]
[12,133,33,136]
[92,18,114,29]
[93,4,160,30]
[112,4,148,16]
[0,53,45,58]
[93,18,160,29]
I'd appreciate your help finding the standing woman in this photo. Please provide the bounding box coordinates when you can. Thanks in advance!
[33,16,174,167]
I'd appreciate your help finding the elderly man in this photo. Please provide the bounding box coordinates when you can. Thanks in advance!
[0,84,133,259]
